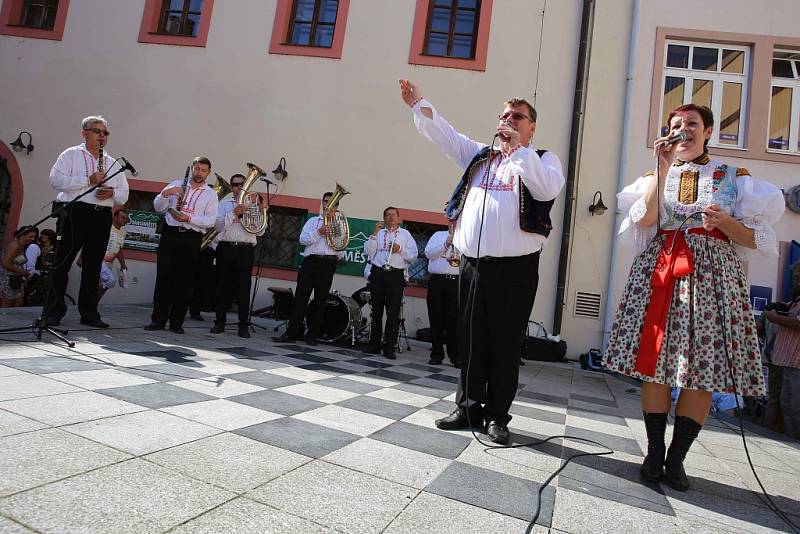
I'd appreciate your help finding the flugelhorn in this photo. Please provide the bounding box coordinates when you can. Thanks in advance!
[239,163,268,234]
[324,183,350,251]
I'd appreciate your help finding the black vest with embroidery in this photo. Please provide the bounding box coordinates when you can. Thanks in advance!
[444,146,554,238]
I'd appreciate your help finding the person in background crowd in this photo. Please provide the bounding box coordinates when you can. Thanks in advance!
[1,226,38,307]
[423,222,460,367]
[766,288,800,439]
[98,209,129,301]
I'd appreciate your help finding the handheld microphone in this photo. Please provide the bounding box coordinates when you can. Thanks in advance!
[664,130,688,146]
[121,157,138,176]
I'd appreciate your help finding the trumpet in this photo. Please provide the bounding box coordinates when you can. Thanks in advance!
[382,224,397,271]
[445,229,460,268]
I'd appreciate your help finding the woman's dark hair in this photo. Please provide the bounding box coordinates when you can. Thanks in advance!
[668,104,715,152]
[40,229,56,244]
[14,225,38,239]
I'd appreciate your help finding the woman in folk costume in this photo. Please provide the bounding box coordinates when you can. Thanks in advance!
[604,104,785,491]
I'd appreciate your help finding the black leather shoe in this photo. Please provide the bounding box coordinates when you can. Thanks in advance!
[272,334,296,343]
[362,344,382,355]
[428,357,444,365]
[210,324,225,334]
[169,325,185,334]
[144,322,165,331]
[451,360,461,369]
[80,318,109,328]
[486,420,510,444]
[44,317,61,327]
[190,313,204,321]
[304,335,318,346]
[435,408,483,430]
[238,326,251,338]
[383,351,397,360]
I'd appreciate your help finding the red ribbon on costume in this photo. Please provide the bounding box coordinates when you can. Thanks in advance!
[634,227,729,376]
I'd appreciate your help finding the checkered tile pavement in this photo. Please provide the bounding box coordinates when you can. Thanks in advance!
[1,306,799,533]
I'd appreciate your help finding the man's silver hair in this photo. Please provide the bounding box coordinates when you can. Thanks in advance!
[81,115,108,129]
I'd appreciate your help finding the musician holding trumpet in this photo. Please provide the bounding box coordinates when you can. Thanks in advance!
[210,173,265,338]
[273,191,344,345]
[363,207,418,360]
[145,157,218,334]
[424,222,461,367]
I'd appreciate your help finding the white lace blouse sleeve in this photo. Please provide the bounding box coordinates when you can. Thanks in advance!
[617,173,663,255]
[733,174,785,257]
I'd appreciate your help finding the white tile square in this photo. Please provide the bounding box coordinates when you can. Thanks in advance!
[46,369,158,389]
[275,383,359,404]
[0,364,26,377]
[266,366,336,383]
[345,374,401,388]
[0,375,82,402]
[161,399,282,430]
[171,377,264,398]
[366,387,438,408]
[0,391,147,426]
[293,405,394,436]
[173,360,249,376]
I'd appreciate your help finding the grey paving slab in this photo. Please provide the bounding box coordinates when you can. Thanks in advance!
[0,409,47,437]
[0,458,234,534]
[567,405,629,426]
[227,389,326,415]
[665,487,793,533]
[370,421,471,459]
[96,382,217,409]
[384,491,538,534]
[63,410,220,455]
[510,402,568,425]
[221,370,302,389]
[248,460,417,534]
[336,394,421,420]
[565,425,643,456]
[44,368,158,389]
[455,438,560,484]
[426,461,555,526]
[234,417,359,458]
[169,497,331,534]
[117,363,214,381]
[323,437,451,489]
[217,357,287,371]
[0,391,146,426]
[314,376,385,394]
[0,515,35,533]
[145,433,310,493]
[516,389,570,407]
[293,405,395,436]
[160,399,282,431]
[391,381,452,399]
[0,428,130,497]
[0,357,109,374]
[0,374,82,401]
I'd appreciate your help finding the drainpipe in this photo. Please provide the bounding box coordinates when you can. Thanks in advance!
[601,0,641,349]
[552,0,595,336]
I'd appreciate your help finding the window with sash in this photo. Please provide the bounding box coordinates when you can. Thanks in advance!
[404,220,446,287]
[253,206,306,269]
[423,0,481,59]
[158,0,203,37]
[768,50,800,154]
[659,41,749,149]
[18,0,58,29]
[287,0,339,47]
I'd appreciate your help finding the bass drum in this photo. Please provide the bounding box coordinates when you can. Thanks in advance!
[307,292,362,342]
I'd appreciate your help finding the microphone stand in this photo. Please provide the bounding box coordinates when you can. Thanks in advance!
[245,182,272,333]
[0,164,130,347]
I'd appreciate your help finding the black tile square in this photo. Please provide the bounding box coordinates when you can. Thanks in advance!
[315,377,384,394]
[570,393,618,408]
[234,418,359,458]
[336,396,420,421]
[327,349,362,357]
[269,343,319,353]
[97,382,215,409]
[282,352,337,364]
[1,357,108,374]
[516,389,569,407]
[425,373,459,385]
[426,462,555,526]
[223,371,301,389]
[349,358,393,369]
[224,347,282,360]
[391,382,451,399]
[509,403,566,425]
[363,369,425,383]
[131,350,197,364]
[564,426,642,457]
[117,363,212,382]
[299,363,357,375]
[227,389,325,416]
[402,362,448,373]
[370,421,470,459]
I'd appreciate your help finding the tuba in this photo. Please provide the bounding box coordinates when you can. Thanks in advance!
[239,163,269,234]
[200,173,232,250]
[324,182,350,251]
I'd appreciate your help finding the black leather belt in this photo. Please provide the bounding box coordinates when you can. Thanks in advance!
[165,225,200,234]
[370,262,402,272]
[220,241,253,247]
[312,254,338,260]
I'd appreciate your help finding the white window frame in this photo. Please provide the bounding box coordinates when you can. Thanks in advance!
[660,40,750,149]
[767,50,800,155]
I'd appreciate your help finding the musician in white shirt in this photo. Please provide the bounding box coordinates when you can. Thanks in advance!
[363,206,418,359]
[211,174,265,339]
[273,191,343,345]
[145,156,218,334]
[400,79,565,444]
[44,115,130,328]
[424,224,460,367]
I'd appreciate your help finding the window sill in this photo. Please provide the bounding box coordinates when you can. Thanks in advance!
[766,149,800,156]
[280,42,333,49]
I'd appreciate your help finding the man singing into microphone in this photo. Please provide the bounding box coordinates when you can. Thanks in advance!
[400,79,565,443]
[45,115,129,328]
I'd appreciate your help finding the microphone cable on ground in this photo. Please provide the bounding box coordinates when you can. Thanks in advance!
[460,134,613,530]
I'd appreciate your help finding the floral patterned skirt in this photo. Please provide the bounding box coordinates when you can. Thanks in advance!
[603,233,765,396]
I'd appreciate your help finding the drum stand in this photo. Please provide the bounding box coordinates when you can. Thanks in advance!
[395,300,411,353]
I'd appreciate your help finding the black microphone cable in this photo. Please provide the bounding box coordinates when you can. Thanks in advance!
[460,134,613,530]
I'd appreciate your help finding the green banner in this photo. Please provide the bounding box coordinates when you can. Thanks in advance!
[122,210,163,252]
[301,214,378,277]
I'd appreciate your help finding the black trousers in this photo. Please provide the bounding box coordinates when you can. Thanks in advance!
[287,255,337,339]
[45,202,111,322]
[190,248,216,316]
[368,266,405,352]
[151,226,201,327]
[456,252,540,425]
[427,273,460,362]
[214,242,254,326]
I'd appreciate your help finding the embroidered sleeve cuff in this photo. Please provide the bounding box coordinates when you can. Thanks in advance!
[629,197,647,224]
[409,96,423,108]
[740,215,777,255]
[507,144,524,157]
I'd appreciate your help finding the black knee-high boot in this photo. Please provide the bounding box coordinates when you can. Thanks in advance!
[640,412,668,482]
[664,415,703,491]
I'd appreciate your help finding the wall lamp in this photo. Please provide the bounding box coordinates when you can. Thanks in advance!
[10,131,34,154]
[589,190,607,216]
[271,157,288,181]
